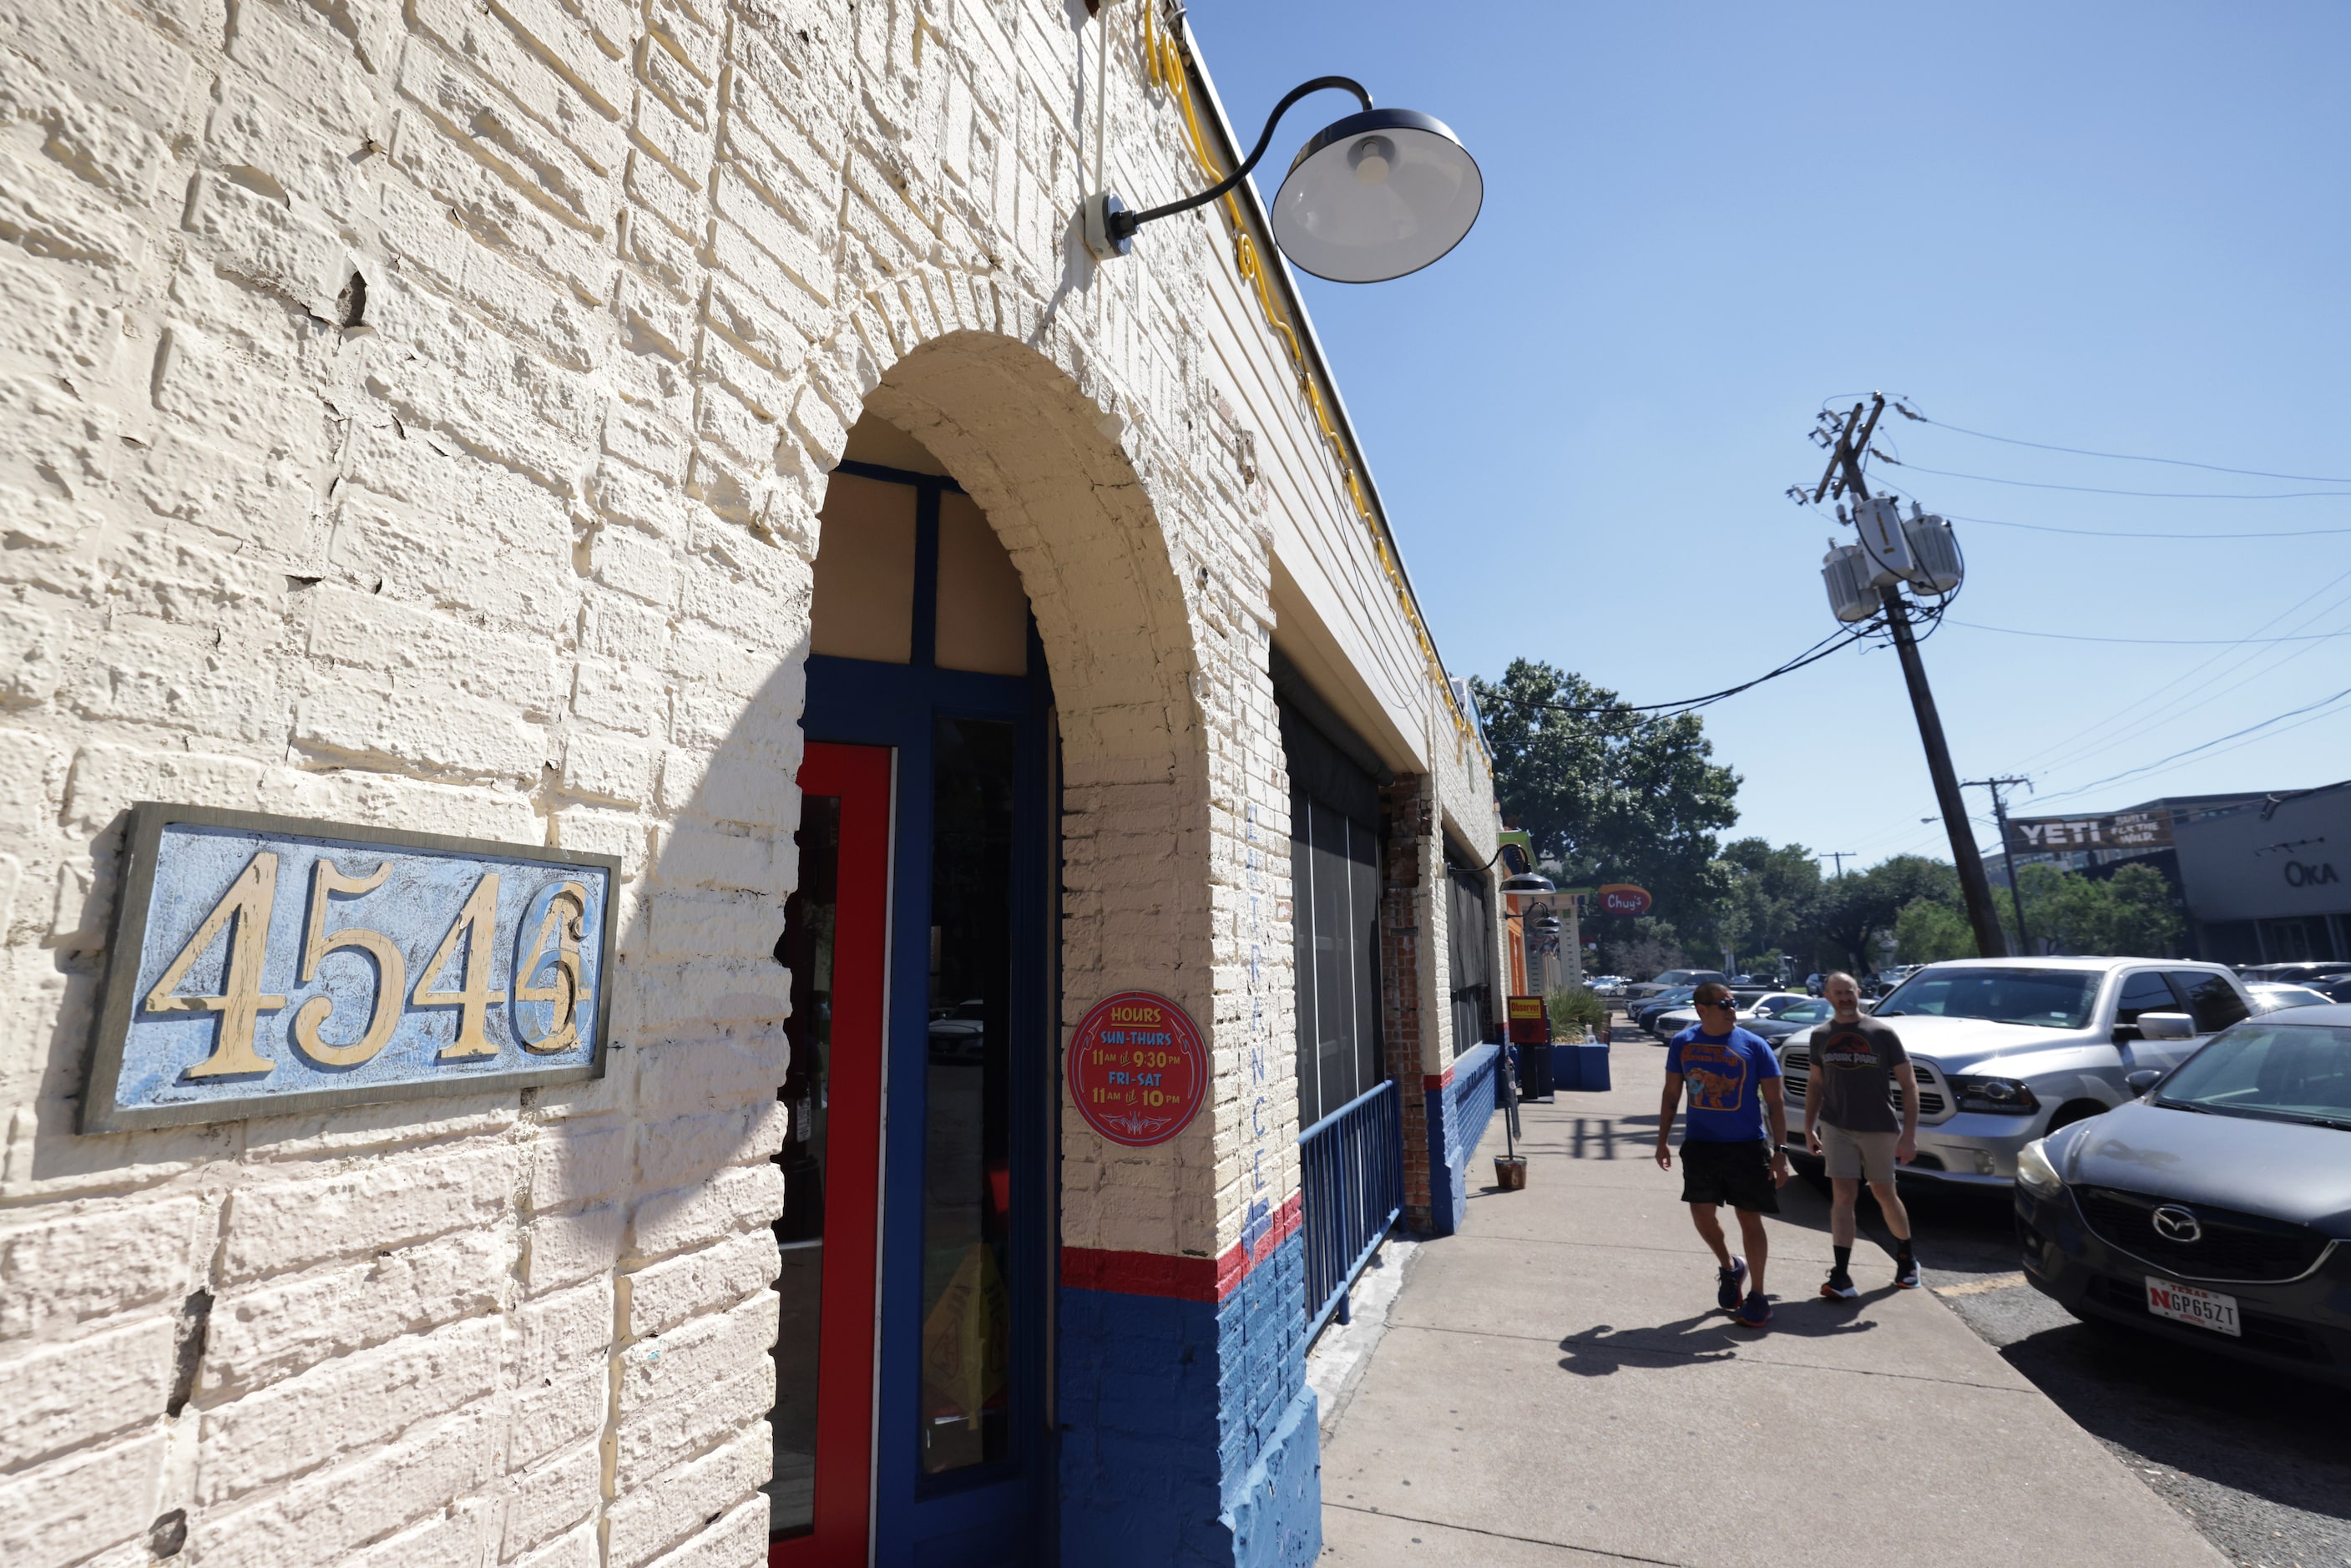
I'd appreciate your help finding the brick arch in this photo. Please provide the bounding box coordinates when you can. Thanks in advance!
[814,322,1234,1260]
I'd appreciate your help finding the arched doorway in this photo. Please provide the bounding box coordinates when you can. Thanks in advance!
[768,415,1056,1565]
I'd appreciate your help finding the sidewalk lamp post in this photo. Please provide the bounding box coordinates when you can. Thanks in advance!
[1083,75,1484,281]
[1499,869,1552,1002]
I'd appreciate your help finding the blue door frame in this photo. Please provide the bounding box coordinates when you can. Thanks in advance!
[799,460,1057,1566]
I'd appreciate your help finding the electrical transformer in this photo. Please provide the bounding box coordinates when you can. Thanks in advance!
[1853,494,1916,587]
[1902,506,1964,594]
[1821,541,1877,622]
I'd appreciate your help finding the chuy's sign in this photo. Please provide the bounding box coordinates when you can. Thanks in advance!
[2008,809,2174,853]
[85,805,616,1132]
[1595,883,1653,917]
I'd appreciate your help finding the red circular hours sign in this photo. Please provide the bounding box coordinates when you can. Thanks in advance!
[1068,990,1208,1147]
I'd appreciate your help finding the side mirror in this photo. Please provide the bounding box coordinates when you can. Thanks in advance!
[2136,1012,2197,1042]
[2124,1068,2162,1095]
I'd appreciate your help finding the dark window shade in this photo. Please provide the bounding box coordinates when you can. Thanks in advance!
[1281,682,1386,1129]
[1292,789,1383,1127]
[1445,841,1494,1055]
[1277,698,1381,827]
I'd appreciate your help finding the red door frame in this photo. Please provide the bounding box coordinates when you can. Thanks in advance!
[773,742,892,1566]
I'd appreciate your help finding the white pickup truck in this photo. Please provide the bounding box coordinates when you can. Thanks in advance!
[1774,957,2254,1187]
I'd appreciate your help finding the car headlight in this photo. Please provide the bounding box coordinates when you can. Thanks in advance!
[1949,1074,2040,1115]
[2014,1137,2064,1199]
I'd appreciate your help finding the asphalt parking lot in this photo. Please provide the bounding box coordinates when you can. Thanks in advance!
[1782,1146,2349,1568]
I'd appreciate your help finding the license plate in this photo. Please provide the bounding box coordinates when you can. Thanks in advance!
[2145,1277,2241,1338]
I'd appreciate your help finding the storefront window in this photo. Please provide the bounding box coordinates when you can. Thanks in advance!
[770,794,840,1536]
[1446,842,1495,1054]
[1294,797,1382,1126]
[920,717,1014,1474]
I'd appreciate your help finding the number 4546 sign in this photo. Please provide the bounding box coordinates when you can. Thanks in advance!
[83,805,618,1132]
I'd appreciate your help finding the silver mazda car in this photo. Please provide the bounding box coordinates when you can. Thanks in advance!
[2015,1003,2351,1385]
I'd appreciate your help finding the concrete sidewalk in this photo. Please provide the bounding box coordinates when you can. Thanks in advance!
[1313,1034,2226,1567]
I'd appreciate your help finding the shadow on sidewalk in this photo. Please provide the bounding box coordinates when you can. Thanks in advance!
[1552,1289,1895,1376]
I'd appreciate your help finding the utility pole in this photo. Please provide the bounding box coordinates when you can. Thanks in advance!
[1820,851,1857,878]
[1815,394,2008,958]
[1964,776,2034,953]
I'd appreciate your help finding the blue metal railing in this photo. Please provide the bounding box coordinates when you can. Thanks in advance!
[1298,1077,1403,1342]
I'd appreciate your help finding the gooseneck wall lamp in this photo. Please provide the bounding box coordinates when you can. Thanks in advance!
[1083,76,1484,283]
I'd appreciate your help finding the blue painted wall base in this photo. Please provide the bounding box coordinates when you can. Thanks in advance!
[1222,1381,1322,1568]
[1422,1042,1500,1237]
[1059,1229,1322,1566]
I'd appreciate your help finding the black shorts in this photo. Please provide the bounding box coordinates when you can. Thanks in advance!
[1679,1138,1780,1213]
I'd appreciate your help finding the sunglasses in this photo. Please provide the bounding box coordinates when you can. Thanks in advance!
[1696,997,1737,1009]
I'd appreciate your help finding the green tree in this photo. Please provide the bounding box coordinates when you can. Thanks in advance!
[2013,862,2184,956]
[1894,896,1977,964]
[1814,856,1961,970]
[2102,864,2187,955]
[1473,660,1741,938]
[1595,918,1687,980]
[1715,838,1825,962]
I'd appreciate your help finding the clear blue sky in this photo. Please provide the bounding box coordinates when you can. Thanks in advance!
[1182,0,2351,872]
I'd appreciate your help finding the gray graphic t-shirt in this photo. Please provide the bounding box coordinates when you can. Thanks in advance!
[1811,1014,1909,1134]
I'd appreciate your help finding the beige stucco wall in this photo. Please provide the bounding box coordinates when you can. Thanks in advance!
[0,0,1492,1561]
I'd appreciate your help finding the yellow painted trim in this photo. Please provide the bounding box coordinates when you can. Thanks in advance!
[1144,8,1486,764]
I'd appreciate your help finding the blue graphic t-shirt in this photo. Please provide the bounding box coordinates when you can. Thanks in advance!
[1666,1025,1782,1143]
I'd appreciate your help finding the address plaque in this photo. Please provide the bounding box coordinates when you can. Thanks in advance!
[83,803,619,1132]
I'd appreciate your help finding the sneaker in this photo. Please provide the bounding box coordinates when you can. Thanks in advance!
[1819,1269,1858,1300]
[1894,1256,1922,1290]
[1716,1256,1748,1311]
[1736,1291,1773,1328]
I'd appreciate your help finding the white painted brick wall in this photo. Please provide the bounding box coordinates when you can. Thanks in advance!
[0,0,1492,1558]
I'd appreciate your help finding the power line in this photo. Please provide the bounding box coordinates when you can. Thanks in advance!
[2020,578,2351,778]
[1946,620,2351,647]
[1477,623,1871,720]
[1945,511,2351,542]
[2008,564,2351,775]
[1876,457,2351,502]
[1892,405,2351,485]
[2030,685,2351,809]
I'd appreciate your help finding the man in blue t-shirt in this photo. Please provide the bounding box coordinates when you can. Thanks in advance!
[1654,982,1792,1328]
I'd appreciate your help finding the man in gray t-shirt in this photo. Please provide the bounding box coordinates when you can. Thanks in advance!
[1802,973,1922,1296]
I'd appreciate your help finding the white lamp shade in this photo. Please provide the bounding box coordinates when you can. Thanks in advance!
[1271,108,1484,283]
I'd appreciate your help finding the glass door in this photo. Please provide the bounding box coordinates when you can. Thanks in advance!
[791,446,1056,1565]
[769,742,892,1566]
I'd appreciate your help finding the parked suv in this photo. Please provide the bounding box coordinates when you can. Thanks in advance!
[1773,958,2255,1187]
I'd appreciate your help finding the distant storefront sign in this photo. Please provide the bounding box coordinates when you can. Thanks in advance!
[1595,883,1653,917]
[87,804,616,1133]
[2008,809,2175,853]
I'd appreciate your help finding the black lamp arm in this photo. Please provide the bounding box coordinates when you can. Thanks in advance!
[1110,75,1373,240]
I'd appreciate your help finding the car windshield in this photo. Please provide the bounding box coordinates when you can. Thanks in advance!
[2157,1022,2351,1127]
[1873,968,2101,1029]
[1777,1000,1831,1024]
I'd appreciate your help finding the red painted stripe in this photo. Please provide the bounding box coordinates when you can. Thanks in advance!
[1423,1066,1455,1091]
[1059,1247,1221,1300]
[1061,1192,1305,1303]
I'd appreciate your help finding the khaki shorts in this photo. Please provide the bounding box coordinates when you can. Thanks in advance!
[1819,1123,1898,1184]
